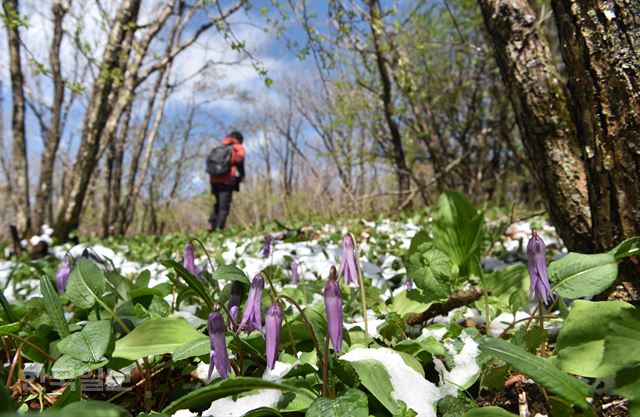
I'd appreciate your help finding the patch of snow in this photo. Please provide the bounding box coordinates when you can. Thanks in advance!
[419,326,448,342]
[435,332,481,396]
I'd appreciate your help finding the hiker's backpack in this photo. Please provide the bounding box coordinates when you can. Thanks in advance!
[206,144,233,176]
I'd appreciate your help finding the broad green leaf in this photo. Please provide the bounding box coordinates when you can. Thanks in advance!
[0,384,16,412]
[406,244,451,298]
[0,322,20,335]
[390,290,436,317]
[161,260,213,309]
[602,308,640,371]
[345,359,400,415]
[548,252,618,298]
[479,338,591,409]
[62,401,129,417]
[611,365,640,414]
[461,407,518,417]
[212,264,250,284]
[40,276,70,338]
[555,300,634,377]
[112,317,205,361]
[51,354,108,380]
[65,259,106,309]
[609,237,640,261]
[162,377,316,414]
[172,338,209,361]
[306,388,368,417]
[58,320,111,362]
[432,191,484,276]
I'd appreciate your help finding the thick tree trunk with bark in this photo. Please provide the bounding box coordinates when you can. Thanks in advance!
[32,0,68,234]
[476,0,594,252]
[368,0,412,208]
[53,0,141,241]
[3,0,31,236]
[551,0,640,252]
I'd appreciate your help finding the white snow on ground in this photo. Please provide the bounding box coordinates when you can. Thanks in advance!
[342,332,480,417]
[173,361,297,417]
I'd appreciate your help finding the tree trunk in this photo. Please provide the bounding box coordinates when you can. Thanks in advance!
[3,0,31,236]
[368,0,412,208]
[551,0,640,252]
[32,0,68,235]
[476,0,594,252]
[53,0,141,241]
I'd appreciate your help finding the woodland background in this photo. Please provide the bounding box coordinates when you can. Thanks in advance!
[1,0,638,271]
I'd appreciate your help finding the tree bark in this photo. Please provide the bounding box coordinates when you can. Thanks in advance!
[32,0,68,234]
[53,0,141,241]
[551,0,640,252]
[476,0,594,252]
[3,0,31,236]
[367,0,412,207]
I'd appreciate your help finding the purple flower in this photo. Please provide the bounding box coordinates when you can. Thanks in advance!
[265,303,283,369]
[290,260,299,285]
[228,281,244,326]
[262,235,272,258]
[339,235,359,286]
[237,274,265,335]
[406,280,414,290]
[183,242,197,275]
[324,266,343,352]
[527,232,553,304]
[56,254,73,293]
[208,311,232,379]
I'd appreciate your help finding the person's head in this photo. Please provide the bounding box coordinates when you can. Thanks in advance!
[228,131,244,143]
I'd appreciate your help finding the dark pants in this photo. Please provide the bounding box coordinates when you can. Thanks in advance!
[209,184,234,230]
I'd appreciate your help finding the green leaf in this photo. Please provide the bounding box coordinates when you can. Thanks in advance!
[548,252,618,298]
[162,377,316,414]
[479,338,591,409]
[611,365,640,412]
[212,264,250,285]
[51,354,108,379]
[432,191,484,276]
[112,317,205,361]
[0,322,20,335]
[555,300,634,377]
[609,237,640,261]
[346,359,400,415]
[306,388,368,417]
[161,260,213,308]
[62,401,129,417]
[40,276,70,338]
[65,259,106,309]
[51,379,81,409]
[406,244,451,298]
[602,308,640,372]
[58,320,111,362]
[172,338,209,361]
[461,407,518,417]
[390,290,436,317]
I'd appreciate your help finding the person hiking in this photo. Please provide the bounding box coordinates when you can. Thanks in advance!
[207,131,245,231]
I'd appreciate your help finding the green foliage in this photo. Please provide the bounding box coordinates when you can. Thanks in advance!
[306,388,368,417]
[479,339,592,410]
[548,252,618,298]
[66,258,106,309]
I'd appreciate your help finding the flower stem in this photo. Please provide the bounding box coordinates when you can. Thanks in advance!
[276,294,326,395]
[191,237,219,296]
[351,233,369,346]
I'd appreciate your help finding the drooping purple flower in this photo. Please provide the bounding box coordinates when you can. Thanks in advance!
[405,280,414,290]
[228,281,244,326]
[265,303,283,369]
[207,311,232,379]
[261,235,272,258]
[237,274,265,335]
[290,260,299,285]
[56,254,73,293]
[339,235,359,286]
[527,232,553,304]
[183,242,197,275]
[324,266,343,353]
